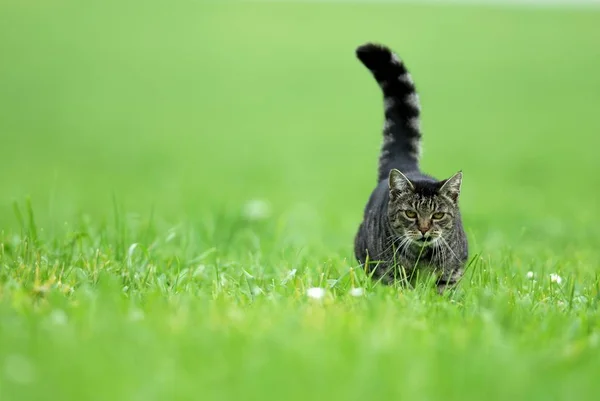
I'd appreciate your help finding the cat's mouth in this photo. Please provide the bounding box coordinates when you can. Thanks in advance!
[415,236,438,245]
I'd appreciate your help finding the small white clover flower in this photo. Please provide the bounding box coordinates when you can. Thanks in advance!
[128,308,145,322]
[550,273,563,284]
[49,309,68,326]
[242,199,271,221]
[306,287,326,300]
[526,271,535,279]
[349,287,365,297]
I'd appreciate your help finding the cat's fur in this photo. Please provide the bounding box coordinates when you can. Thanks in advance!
[353,43,468,292]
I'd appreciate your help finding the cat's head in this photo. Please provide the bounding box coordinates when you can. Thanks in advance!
[387,169,462,246]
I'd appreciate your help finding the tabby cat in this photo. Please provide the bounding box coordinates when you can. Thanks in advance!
[353,43,468,292]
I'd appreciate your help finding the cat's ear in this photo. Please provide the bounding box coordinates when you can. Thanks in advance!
[439,171,463,203]
[388,169,414,199]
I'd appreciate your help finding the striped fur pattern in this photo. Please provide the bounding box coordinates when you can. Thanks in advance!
[353,43,468,293]
[355,43,423,181]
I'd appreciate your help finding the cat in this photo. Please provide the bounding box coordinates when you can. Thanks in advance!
[353,43,468,293]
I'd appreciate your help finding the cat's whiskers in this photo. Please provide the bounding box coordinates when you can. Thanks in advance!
[433,240,445,267]
[439,236,461,263]
[390,235,411,260]
[390,236,414,282]
[382,235,405,255]
[398,236,413,257]
[430,239,439,261]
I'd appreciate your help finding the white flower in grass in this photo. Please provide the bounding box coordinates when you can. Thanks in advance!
[349,287,365,297]
[242,199,271,221]
[306,287,326,300]
[49,309,68,326]
[550,273,563,284]
[128,308,145,322]
[526,271,535,279]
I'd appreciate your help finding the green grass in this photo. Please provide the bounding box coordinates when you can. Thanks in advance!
[1,1,600,400]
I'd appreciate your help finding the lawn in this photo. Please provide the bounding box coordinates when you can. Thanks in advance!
[1,1,600,400]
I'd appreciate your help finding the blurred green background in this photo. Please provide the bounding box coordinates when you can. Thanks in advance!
[1,1,600,400]
[2,1,599,240]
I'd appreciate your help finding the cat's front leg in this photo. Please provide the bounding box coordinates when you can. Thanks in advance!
[436,268,464,294]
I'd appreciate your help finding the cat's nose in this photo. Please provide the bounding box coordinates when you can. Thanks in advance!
[418,227,429,235]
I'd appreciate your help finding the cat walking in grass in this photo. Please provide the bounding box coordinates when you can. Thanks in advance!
[353,43,468,293]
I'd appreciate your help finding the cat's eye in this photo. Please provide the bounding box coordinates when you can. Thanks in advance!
[404,210,417,218]
[432,212,445,219]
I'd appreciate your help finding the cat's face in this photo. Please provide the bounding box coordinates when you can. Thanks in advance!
[387,169,462,246]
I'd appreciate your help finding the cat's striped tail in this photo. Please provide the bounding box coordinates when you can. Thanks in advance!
[356,43,422,182]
